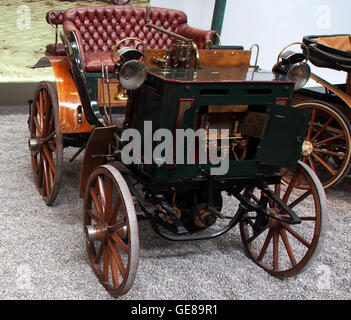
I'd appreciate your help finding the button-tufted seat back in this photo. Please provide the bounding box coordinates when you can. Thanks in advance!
[45,10,66,56]
[62,5,217,72]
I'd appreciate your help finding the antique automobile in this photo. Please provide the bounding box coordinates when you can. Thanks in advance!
[28,4,327,297]
[273,36,351,189]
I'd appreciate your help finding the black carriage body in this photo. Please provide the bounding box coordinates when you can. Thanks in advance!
[126,65,311,192]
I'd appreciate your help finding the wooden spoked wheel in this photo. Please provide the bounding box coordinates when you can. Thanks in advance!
[240,161,327,278]
[283,101,351,189]
[29,81,63,205]
[84,165,139,297]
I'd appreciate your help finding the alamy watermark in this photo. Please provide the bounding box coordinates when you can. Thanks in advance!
[16,264,32,290]
[316,5,331,30]
[316,264,332,290]
[121,121,230,175]
[17,5,31,30]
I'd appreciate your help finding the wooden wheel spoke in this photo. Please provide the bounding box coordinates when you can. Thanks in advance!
[300,216,316,221]
[279,228,297,267]
[288,189,312,209]
[282,224,311,248]
[108,242,119,288]
[274,184,281,197]
[244,187,259,203]
[48,107,55,133]
[307,108,316,140]
[257,229,274,262]
[33,116,41,135]
[272,229,279,272]
[282,169,300,203]
[267,185,281,209]
[109,220,127,232]
[42,130,55,143]
[111,232,129,254]
[87,210,99,223]
[105,178,114,222]
[48,164,54,190]
[108,239,127,279]
[103,244,110,282]
[313,134,344,147]
[94,244,104,264]
[42,145,56,175]
[311,152,336,175]
[43,91,52,134]
[280,168,290,177]
[34,100,39,115]
[307,155,316,173]
[36,153,43,174]
[109,194,122,225]
[97,176,107,214]
[32,154,38,173]
[89,187,104,219]
[48,141,57,153]
[296,173,304,188]
[313,147,345,159]
[38,91,44,128]
[37,159,44,190]
[42,157,50,196]
[311,117,333,142]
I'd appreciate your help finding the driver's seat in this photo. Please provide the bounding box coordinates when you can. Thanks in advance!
[62,5,218,72]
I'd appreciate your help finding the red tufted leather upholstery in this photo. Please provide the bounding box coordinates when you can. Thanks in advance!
[46,10,64,25]
[46,43,66,56]
[46,10,66,56]
[62,5,217,72]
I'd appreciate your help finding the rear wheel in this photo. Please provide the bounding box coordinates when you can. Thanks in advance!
[283,101,351,189]
[240,161,327,277]
[28,81,63,205]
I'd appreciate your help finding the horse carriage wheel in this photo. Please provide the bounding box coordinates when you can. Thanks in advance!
[283,100,351,189]
[84,165,139,297]
[240,161,327,278]
[28,81,63,205]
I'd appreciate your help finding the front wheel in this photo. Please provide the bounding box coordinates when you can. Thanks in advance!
[84,165,139,297]
[239,161,327,278]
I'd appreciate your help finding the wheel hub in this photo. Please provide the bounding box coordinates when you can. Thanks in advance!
[85,222,109,242]
[302,140,313,156]
[28,137,48,151]
[268,208,280,228]
[117,225,128,240]
[28,138,40,151]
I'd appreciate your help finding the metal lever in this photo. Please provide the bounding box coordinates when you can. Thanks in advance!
[146,3,151,24]
[145,4,200,68]
[258,185,302,225]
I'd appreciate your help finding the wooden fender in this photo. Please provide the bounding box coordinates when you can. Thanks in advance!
[311,72,351,108]
[79,125,117,198]
[45,56,94,134]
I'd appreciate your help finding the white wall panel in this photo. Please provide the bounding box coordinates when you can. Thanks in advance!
[151,0,351,85]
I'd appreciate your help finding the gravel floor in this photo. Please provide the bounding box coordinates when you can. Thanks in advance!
[0,109,351,300]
